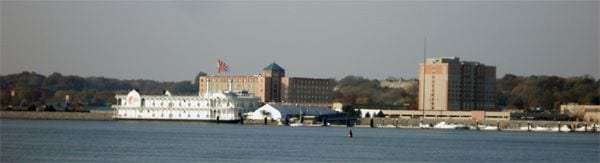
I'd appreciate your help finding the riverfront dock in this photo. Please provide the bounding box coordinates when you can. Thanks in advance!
[352,117,599,132]
[2,111,597,132]
[242,116,599,132]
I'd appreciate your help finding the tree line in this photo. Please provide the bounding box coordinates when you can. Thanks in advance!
[0,71,202,110]
[331,76,418,109]
[495,74,599,112]
[1,71,598,112]
[332,74,599,112]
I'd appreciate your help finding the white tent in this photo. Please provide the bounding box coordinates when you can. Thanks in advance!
[249,104,337,120]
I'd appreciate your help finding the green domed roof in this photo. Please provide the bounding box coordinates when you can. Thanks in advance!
[263,62,285,71]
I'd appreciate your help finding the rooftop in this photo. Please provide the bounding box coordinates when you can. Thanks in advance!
[263,62,285,71]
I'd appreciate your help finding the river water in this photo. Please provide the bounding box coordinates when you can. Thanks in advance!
[1,119,598,162]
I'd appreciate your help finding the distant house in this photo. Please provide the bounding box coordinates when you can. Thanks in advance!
[359,109,383,118]
[249,103,338,120]
[379,78,417,90]
[561,104,600,121]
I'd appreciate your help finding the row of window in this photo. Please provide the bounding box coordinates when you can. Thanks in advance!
[210,84,257,88]
[290,90,329,95]
[290,95,328,99]
[139,101,254,108]
[122,113,227,118]
[288,100,329,103]
[291,85,329,90]
[292,80,329,85]
[201,78,257,83]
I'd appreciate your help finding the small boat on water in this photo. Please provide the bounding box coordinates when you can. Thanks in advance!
[550,125,572,132]
[531,126,552,132]
[433,121,469,130]
[419,122,433,129]
[575,126,588,132]
[433,121,453,129]
[376,124,397,128]
[289,123,304,127]
[521,125,566,132]
[480,125,500,131]
[520,126,530,131]
[573,124,600,132]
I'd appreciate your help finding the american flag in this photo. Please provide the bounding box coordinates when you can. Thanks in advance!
[217,59,228,73]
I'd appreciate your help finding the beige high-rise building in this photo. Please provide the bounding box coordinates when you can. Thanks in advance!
[419,57,496,111]
[199,63,333,105]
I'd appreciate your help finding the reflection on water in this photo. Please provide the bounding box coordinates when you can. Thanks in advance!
[1,120,598,162]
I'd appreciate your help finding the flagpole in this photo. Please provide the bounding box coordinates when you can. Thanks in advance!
[218,59,231,93]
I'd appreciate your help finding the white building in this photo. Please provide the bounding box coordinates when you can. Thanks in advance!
[358,109,383,118]
[112,88,260,122]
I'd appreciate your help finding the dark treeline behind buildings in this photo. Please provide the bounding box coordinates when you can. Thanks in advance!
[0,72,200,109]
[1,71,598,112]
[495,74,599,112]
[332,76,418,109]
[333,74,599,112]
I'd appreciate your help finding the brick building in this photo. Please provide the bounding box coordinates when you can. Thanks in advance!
[199,63,333,105]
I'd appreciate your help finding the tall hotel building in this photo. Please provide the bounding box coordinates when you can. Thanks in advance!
[419,57,496,111]
[199,63,333,105]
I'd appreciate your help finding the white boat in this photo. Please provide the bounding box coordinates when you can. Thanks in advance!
[518,125,551,132]
[419,122,432,129]
[575,126,588,132]
[469,126,478,130]
[520,126,530,131]
[289,123,304,127]
[530,126,552,132]
[481,125,500,131]
[434,121,453,129]
[376,124,397,128]
[550,125,572,132]
[433,121,469,130]
[573,124,600,132]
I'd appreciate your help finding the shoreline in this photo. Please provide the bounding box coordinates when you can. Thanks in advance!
[2,111,598,133]
[0,111,113,121]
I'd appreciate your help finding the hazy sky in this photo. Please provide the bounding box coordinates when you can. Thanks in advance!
[1,1,598,81]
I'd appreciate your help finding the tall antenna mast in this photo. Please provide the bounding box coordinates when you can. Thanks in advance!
[422,37,427,124]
